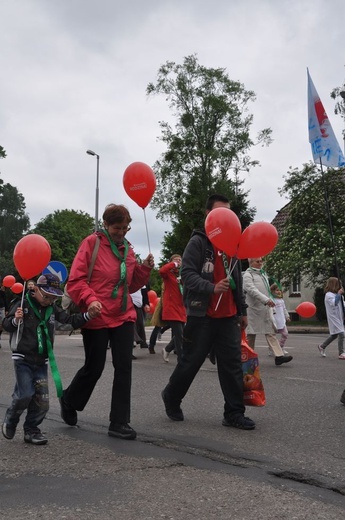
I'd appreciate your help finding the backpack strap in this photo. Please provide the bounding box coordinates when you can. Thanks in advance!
[87,235,101,283]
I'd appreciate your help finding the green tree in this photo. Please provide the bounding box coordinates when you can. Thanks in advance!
[0,179,30,257]
[32,209,94,270]
[147,54,272,254]
[265,162,345,287]
[0,146,6,159]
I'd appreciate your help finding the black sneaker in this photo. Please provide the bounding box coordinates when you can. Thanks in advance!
[2,413,16,440]
[24,429,48,445]
[59,394,78,426]
[275,355,293,366]
[222,415,256,430]
[108,423,137,440]
[161,390,184,421]
[340,389,345,405]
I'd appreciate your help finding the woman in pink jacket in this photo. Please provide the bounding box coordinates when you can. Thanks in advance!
[59,204,154,440]
[159,254,186,363]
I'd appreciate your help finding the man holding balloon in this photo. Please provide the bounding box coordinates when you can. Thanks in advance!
[162,194,255,430]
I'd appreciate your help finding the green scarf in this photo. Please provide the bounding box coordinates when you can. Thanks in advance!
[249,267,273,297]
[26,293,63,398]
[102,229,129,311]
[222,253,236,290]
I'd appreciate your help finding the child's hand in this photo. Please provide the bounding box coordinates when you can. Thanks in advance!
[14,307,23,325]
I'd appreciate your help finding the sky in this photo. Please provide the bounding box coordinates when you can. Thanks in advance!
[1,0,345,263]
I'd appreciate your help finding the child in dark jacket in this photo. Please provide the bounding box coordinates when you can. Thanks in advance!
[1,273,99,445]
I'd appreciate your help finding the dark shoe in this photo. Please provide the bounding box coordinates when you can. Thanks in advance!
[2,413,16,440]
[275,355,293,366]
[140,342,149,349]
[208,350,216,365]
[24,429,48,445]
[149,347,155,354]
[161,390,184,421]
[222,415,256,430]
[108,423,137,440]
[59,394,78,426]
[340,390,345,405]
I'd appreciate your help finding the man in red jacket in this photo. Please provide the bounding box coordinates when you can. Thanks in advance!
[159,255,186,363]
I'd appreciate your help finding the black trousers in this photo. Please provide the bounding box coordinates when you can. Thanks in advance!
[64,322,134,424]
[163,316,245,419]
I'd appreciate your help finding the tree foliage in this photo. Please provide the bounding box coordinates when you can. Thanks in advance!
[265,162,345,287]
[32,209,94,270]
[147,54,272,255]
[0,179,30,257]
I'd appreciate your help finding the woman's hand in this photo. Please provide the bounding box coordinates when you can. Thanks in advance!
[143,254,154,269]
[88,301,102,318]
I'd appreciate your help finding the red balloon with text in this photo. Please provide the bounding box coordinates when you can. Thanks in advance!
[13,234,51,280]
[205,207,242,257]
[236,222,278,259]
[123,162,156,209]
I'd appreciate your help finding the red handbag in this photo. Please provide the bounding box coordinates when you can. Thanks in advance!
[241,331,266,406]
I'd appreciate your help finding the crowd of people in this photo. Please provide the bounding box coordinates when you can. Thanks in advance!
[1,196,345,445]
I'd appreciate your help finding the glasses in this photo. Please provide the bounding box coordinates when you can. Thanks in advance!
[112,225,131,233]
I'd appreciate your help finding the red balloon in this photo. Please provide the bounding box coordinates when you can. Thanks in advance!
[123,162,156,209]
[295,302,316,318]
[2,275,16,288]
[205,207,242,256]
[236,222,278,260]
[13,234,51,280]
[147,290,158,304]
[149,297,159,314]
[11,282,24,294]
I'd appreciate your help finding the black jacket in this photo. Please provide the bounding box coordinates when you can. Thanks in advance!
[181,229,247,318]
[3,297,90,365]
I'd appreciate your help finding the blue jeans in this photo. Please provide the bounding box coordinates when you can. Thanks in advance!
[164,315,245,419]
[6,359,49,432]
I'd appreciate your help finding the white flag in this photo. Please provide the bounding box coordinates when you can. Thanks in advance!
[307,69,345,168]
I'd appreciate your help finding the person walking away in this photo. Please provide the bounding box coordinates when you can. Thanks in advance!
[159,255,186,363]
[59,204,154,441]
[270,283,290,356]
[318,277,345,359]
[131,288,149,351]
[1,274,98,445]
[243,258,293,366]
[0,282,8,349]
[162,194,255,430]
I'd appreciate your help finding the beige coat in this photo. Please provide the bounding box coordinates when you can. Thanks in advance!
[243,268,276,335]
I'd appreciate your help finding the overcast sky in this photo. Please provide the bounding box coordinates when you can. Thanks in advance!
[1,0,345,262]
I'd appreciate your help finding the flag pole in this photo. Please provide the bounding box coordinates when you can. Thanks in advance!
[319,158,341,280]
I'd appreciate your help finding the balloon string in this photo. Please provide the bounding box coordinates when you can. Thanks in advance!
[143,208,151,253]
[214,293,223,311]
[214,257,239,311]
[16,280,27,345]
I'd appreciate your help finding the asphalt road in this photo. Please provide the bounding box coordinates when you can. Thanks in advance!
[1,328,345,519]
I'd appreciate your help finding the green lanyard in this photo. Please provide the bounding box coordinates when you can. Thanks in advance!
[102,230,129,311]
[26,294,63,398]
[222,253,236,289]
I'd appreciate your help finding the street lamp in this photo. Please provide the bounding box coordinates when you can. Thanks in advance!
[86,149,100,231]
